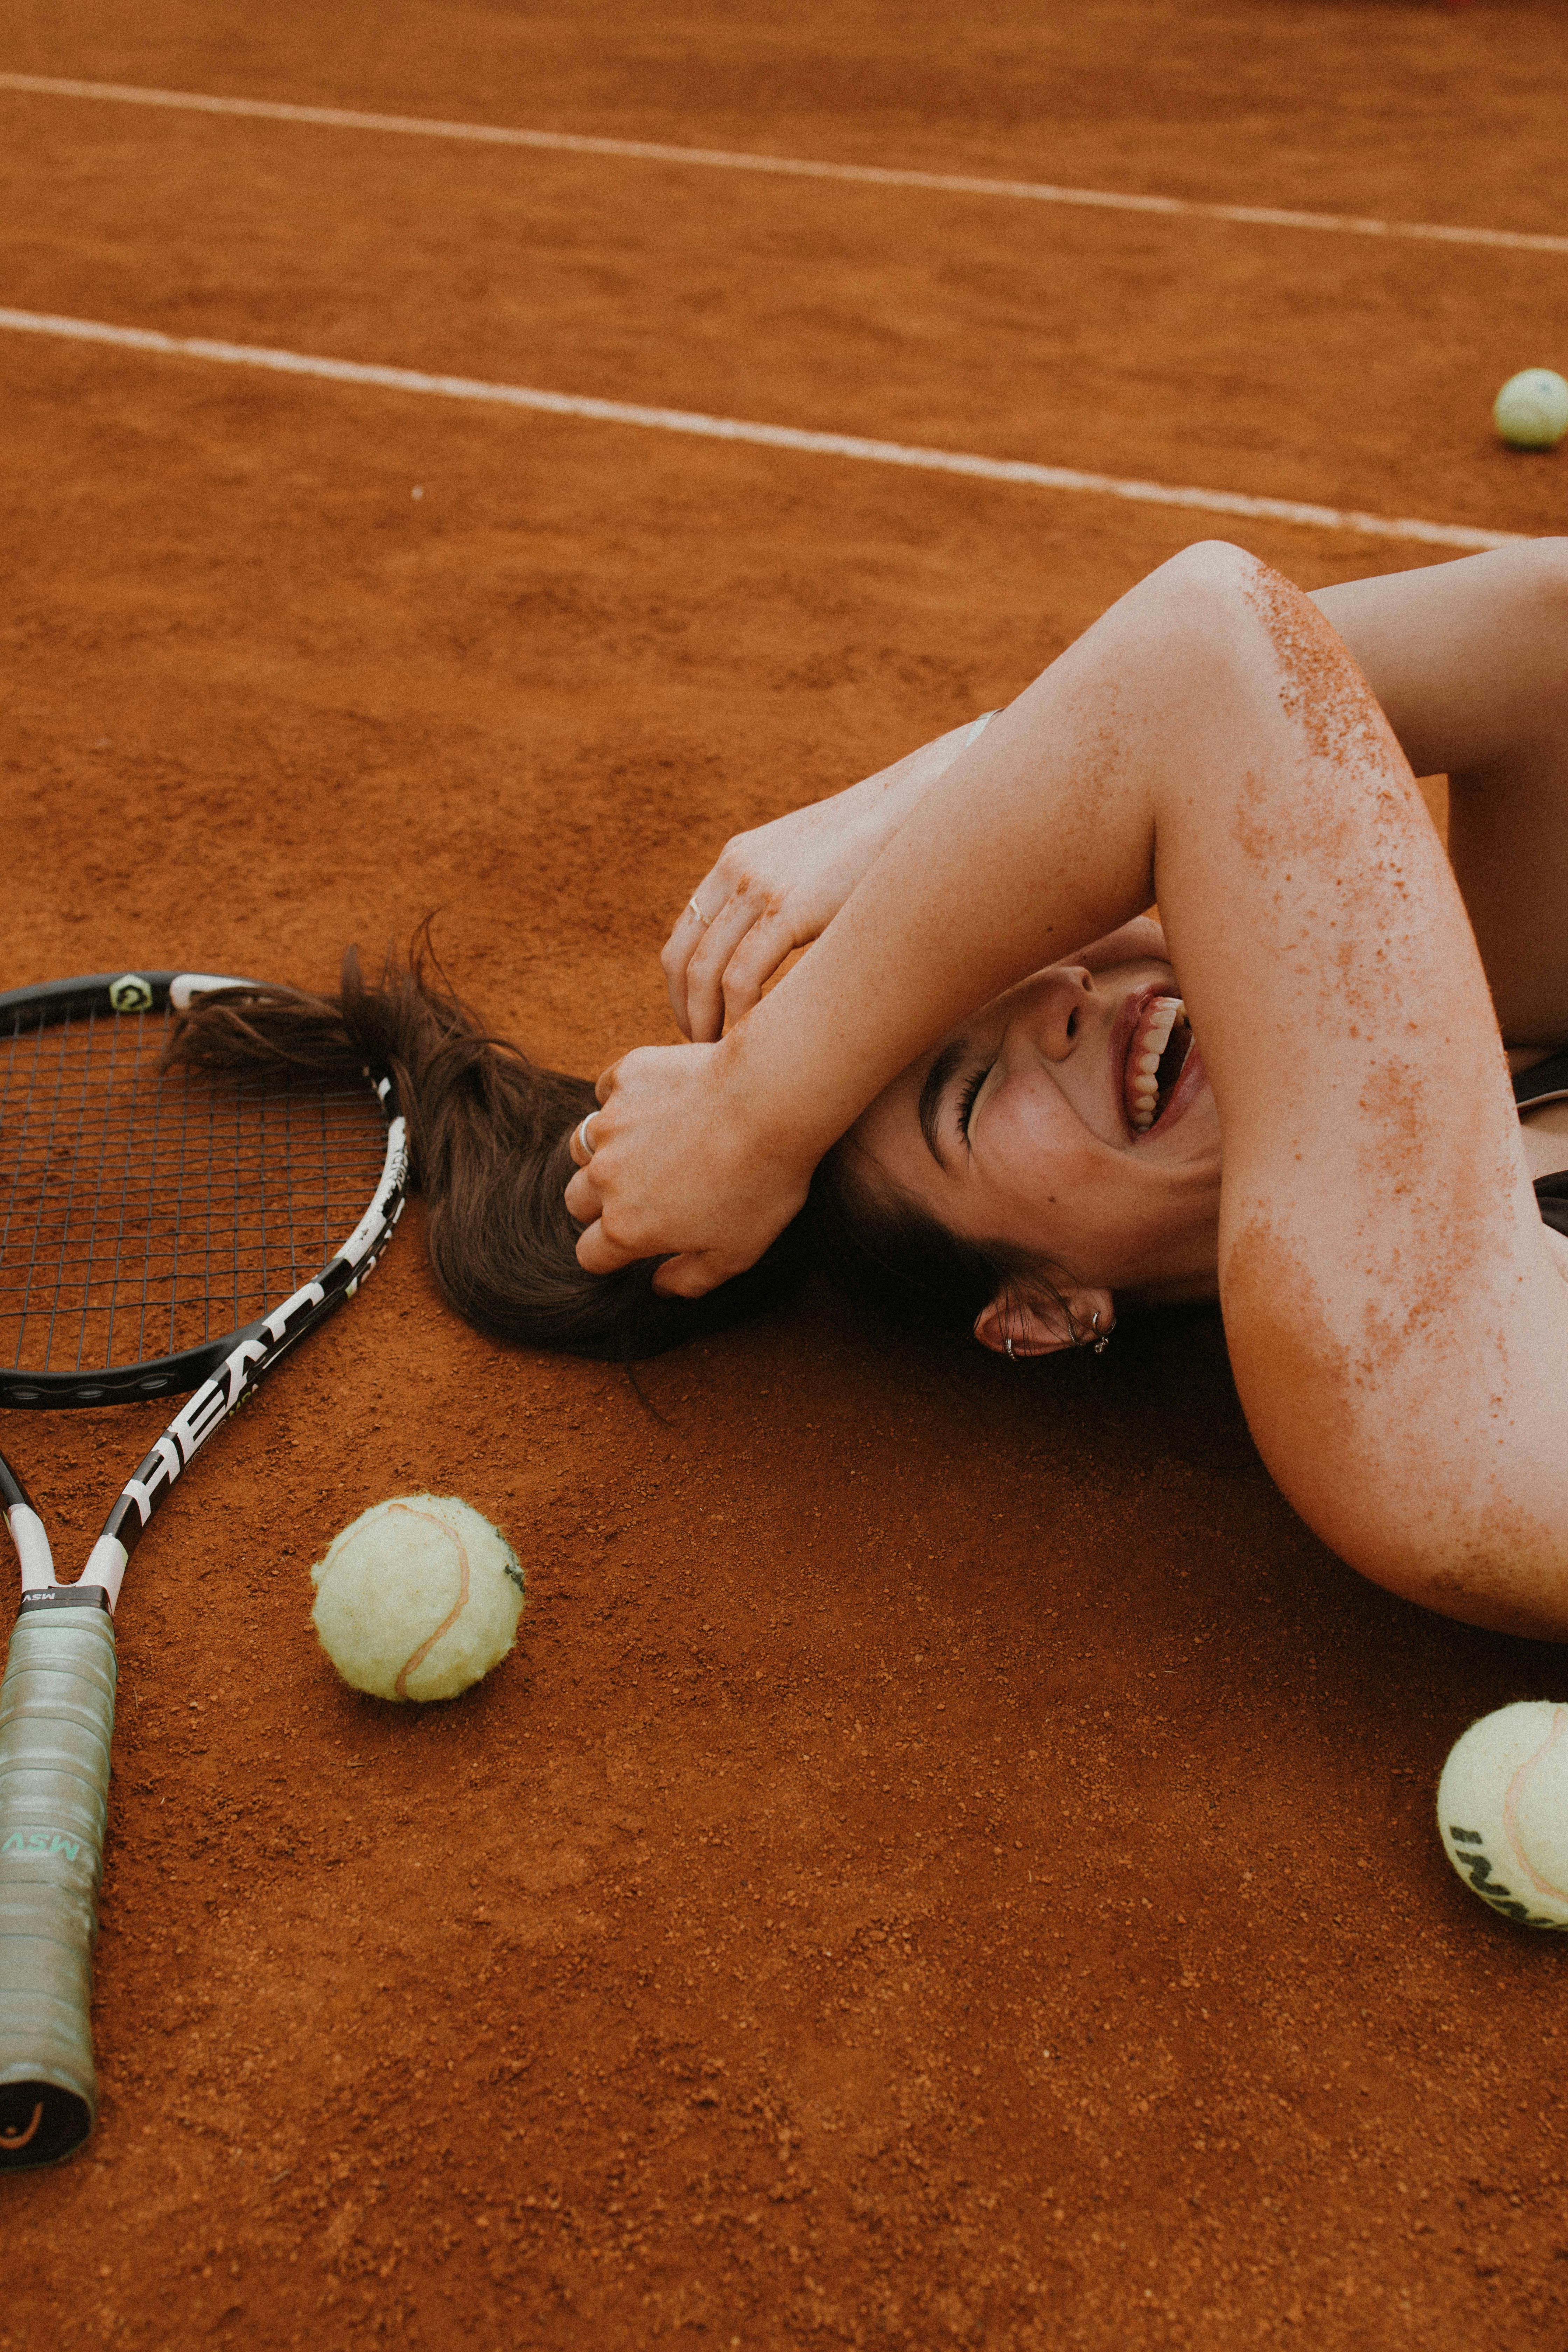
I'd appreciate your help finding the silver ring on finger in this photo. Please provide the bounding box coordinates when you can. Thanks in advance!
[688,896,710,925]
[573,1114,599,1162]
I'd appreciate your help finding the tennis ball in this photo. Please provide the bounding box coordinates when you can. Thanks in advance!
[1437,1701,1568,1930]
[311,1494,524,1703]
[1492,368,1568,451]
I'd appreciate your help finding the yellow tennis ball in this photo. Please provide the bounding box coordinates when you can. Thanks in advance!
[1437,1701,1568,1930]
[1492,368,1568,451]
[310,1494,524,1703]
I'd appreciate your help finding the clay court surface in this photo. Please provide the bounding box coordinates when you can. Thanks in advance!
[5,0,1568,2342]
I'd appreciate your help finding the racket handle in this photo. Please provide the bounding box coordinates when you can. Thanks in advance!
[0,1601,116,2169]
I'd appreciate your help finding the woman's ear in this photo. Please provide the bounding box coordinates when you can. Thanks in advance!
[973,1284,1115,1358]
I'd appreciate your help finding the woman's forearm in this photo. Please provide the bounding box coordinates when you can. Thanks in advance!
[710,585,1197,1159]
[845,710,1000,830]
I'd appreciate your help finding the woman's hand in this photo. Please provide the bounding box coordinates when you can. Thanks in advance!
[662,713,999,1042]
[564,1038,818,1296]
[663,797,895,1042]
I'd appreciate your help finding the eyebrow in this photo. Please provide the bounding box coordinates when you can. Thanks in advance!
[917,1038,967,1168]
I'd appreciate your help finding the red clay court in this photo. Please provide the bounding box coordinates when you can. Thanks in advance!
[2,1,1568,2343]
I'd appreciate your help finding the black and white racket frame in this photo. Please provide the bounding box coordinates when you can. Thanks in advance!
[1,970,409,1610]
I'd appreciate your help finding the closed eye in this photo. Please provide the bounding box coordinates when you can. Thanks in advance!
[957,1061,992,1142]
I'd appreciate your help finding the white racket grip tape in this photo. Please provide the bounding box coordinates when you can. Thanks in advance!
[0,1603,116,2168]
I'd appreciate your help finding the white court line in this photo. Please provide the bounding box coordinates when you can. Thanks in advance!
[1,71,1564,260]
[0,306,1527,553]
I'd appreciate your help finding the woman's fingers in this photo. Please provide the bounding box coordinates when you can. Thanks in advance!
[564,1037,817,1288]
[680,892,773,1042]
[573,1214,633,1277]
[563,1162,603,1223]
[662,859,756,1038]
[664,801,880,1036]
[571,1226,730,1296]
[661,888,723,1039]
[665,878,818,1040]
[705,911,802,1026]
[650,1250,729,1298]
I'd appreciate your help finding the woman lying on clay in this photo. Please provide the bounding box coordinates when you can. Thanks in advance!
[176,542,1568,1636]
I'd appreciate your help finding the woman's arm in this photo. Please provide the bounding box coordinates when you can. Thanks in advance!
[666,545,1568,1050]
[569,541,1568,1633]
[662,713,996,1041]
[1313,540,1568,1046]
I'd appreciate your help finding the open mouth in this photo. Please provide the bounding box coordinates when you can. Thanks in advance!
[1122,993,1193,1133]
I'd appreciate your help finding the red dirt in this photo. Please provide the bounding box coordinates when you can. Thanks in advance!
[3,2,1568,2345]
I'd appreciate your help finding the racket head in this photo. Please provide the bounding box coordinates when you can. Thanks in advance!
[0,970,399,1407]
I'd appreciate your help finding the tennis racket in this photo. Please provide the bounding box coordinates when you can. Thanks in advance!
[0,969,408,2169]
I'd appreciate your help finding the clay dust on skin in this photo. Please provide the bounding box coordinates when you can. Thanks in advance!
[1222,564,1548,1618]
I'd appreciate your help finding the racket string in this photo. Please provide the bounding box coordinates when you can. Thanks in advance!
[0,1008,389,1374]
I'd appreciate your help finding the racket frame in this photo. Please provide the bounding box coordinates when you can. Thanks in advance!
[0,968,409,2166]
[1,969,409,1608]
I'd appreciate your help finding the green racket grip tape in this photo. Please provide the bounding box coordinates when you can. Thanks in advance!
[0,1601,116,2170]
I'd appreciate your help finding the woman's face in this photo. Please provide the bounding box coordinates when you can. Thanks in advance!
[850,948,1224,1303]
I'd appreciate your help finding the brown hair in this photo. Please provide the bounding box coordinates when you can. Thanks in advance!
[807,1139,1068,1346]
[167,947,807,1360]
[168,947,1048,1360]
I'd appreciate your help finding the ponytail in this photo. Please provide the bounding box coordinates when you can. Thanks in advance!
[167,944,808,1360]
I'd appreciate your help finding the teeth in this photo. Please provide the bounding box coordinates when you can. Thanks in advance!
[1126,994,1187,1133]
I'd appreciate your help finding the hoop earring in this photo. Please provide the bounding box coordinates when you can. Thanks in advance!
[1090,1310,1110,1356]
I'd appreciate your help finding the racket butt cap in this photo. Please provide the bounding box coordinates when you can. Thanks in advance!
[0,2070,91,2169]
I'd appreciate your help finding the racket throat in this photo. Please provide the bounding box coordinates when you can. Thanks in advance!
[42,1538,127,1615]
[2,1505,124,1615]
[2,1503,52,1594]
